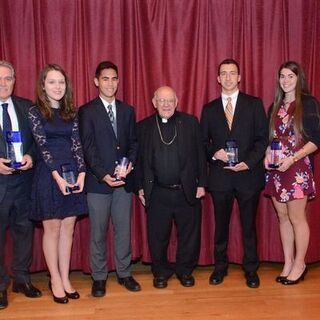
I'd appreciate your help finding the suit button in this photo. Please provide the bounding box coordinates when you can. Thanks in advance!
[117,146,120,150]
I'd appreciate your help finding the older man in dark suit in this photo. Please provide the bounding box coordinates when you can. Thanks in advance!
[200,59,268,288]
[79,61,140,297]
[136,86,206,289]
[0,61,41,309]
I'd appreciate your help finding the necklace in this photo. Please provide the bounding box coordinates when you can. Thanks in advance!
[155,115,177,145]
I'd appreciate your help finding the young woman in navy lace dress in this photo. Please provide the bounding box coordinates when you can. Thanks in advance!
[28,64,87,303]
[265,61,320,285]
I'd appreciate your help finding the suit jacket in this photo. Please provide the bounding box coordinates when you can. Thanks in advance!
[136,111,207,207]
[79,97,138,194]
[0,96,35,202]
[200,92,268,192]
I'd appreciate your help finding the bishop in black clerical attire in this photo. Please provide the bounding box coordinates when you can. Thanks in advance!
[136,86,206,289]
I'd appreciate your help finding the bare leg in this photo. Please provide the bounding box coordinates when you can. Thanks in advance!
[271,197,294,276]
[42,219,65,297]
[58,216,77,293]
[286,196,309,280]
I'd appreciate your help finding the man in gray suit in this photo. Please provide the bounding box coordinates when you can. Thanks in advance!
[0,61,41,309]
[79,61,140,297]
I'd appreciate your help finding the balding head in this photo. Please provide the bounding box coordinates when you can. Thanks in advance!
[152,86,178,119]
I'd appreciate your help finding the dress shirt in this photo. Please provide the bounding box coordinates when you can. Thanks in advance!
[99,96,117,123]
[221,90,239,114]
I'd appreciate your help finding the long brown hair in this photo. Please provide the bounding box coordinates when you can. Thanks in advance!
[269,61,310,144]
[36,64,76,121]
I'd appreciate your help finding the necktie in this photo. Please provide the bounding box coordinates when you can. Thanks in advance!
[2,103,12,133]
[225,97,233,129]
[107,104,117,136]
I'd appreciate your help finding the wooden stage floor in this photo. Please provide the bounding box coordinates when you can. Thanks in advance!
[1,263,320,320]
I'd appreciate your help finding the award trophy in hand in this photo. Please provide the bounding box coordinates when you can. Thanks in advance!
[6,131,23,169]
[268,138,282,169]
[61,163,79,193]
[225,139,239,167]
[114,157,129,181]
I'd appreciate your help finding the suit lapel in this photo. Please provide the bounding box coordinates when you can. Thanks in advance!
[231,92,245,132]
[217,98,230,133]
[115,100,123,140]
[0,118,5,156]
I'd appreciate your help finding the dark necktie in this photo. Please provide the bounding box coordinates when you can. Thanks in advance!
[2,103,12,133]
[107,104,117,136]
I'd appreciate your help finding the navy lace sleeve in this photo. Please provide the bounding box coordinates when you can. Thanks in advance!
[71,114,86,173]
[28,106,58,171]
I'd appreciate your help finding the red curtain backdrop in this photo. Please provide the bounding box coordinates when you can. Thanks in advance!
[1,0,320,272]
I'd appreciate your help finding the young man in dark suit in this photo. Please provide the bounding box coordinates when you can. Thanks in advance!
[200,59,268,288]
[79,61,140,297]
[0,61,41,309]
[136,86,206,289]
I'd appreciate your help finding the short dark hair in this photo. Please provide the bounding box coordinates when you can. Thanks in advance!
[218,59,240,75]
[95,61,118,78]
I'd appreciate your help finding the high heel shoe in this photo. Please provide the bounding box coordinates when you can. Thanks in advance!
[65,290,80,299]
[281,267,308,285]
[48,282,69,304]
[275,275,287,283]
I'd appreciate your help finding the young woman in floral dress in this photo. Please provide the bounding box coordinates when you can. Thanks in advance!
[265,61,320,285]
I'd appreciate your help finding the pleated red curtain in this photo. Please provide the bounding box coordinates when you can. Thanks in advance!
[1,0,319,272]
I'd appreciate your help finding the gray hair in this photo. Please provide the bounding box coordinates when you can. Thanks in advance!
[0,60,15,77]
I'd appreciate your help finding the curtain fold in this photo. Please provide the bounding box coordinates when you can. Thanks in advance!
[1,0,319,272]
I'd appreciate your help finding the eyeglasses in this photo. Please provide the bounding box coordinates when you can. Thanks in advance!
[156,98,176,105]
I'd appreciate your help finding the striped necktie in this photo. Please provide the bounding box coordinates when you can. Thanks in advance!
[107,104,117,136]
[225,97,233,129]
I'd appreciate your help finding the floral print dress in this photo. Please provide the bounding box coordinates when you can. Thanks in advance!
[265,101,316,202]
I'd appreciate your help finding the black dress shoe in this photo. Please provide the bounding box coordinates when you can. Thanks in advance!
[281,267,308,285]
[275,275,287,283]
[177,274,195,287]
[245,272,260,288]
[12,282,42,298]
[209,271,227,285]
[118,276,141,292]
[48,282,68,304]
[65,290,80,299]
[0,290,8,309]
[91,280,106,297]
[153,277,168,289]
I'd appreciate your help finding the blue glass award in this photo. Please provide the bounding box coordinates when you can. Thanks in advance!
[6,131,23,169]
[61,163,79,193]
[114,157,129,181]
[269,138,282,169]
[225,139,239,167]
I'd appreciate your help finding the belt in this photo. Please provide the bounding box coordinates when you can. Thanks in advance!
[155,182,182,190]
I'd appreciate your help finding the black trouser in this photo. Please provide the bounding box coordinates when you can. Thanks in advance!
[211,188,260,273]
[147,185,201,278]
[0,175,34,291]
